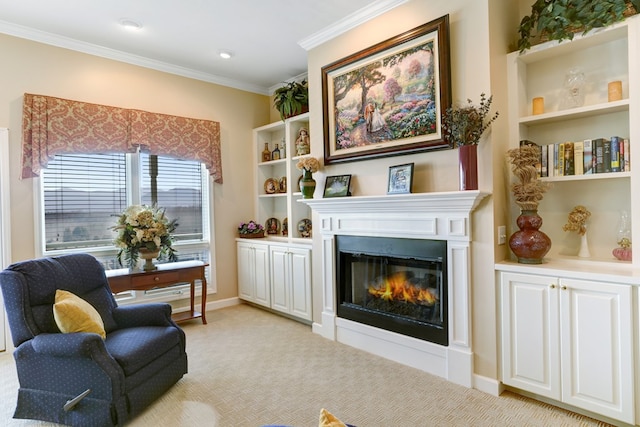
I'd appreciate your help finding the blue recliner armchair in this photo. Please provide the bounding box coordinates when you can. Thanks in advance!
[0,253,188,426]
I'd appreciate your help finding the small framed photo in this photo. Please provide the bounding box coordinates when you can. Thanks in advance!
[387,163,414,194]
[323,174,352,198]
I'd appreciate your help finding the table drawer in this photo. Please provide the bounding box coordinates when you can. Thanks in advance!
[131,271,180,287]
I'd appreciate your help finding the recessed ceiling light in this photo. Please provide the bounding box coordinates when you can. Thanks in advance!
[119,18,143,31]
[218,50,234,60]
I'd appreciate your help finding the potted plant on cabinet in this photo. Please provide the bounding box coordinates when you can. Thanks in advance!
[273,79,309,121]
[441,93,499,190]
[517,0,639,52]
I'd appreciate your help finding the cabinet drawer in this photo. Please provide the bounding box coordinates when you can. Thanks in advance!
[131,271,180,287]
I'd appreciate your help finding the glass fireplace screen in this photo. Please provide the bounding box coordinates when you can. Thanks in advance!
[336,236,447,345]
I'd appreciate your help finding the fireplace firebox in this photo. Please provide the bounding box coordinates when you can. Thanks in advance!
[336,235,447,346]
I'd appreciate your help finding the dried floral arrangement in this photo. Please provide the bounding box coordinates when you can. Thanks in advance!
[238,220,265,235]
[507,145,550,210]
[562,205,591,235]
[441,93,499,147]
[296,156,321,173]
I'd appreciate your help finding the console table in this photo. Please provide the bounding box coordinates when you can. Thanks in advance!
[106,260,208,324]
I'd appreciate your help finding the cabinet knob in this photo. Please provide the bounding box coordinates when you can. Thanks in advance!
[154,277,160,281]
[550,284,556,289]
[561,285,567,290]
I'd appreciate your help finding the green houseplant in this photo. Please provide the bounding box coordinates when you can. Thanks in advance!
[518,0,640,52]
[273,79,309,121]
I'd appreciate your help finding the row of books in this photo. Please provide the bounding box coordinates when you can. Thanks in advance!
[522,137,630,177]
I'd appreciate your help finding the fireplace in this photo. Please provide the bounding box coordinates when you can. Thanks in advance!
[304,191,487,387]
[336,235,447,345]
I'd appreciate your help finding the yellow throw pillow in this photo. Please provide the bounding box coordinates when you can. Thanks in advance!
[319,408,347,427]
[53,289,106,339]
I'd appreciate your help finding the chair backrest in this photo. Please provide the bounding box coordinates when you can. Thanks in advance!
[0,253,118,347]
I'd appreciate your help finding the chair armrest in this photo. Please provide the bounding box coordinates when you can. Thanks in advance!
[31,333,108,358]
[112,303,174,328]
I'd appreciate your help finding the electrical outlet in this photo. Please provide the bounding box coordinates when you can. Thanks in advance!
[498,225,507,245]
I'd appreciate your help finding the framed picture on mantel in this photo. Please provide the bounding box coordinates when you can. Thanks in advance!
[321,14,451,165]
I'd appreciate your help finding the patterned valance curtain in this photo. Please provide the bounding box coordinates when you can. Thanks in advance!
[21,93,223,183]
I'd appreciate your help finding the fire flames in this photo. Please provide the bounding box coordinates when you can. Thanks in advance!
[368,271,437,306]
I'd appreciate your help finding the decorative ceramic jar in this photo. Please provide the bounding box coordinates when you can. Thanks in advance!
[299,169,316,199]
[509,209,551,264]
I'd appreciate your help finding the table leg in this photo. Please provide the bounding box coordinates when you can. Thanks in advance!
[200,275,207,324]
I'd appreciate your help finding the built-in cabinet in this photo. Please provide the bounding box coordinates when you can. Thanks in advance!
[506,15,639,265]
[499,15,640,425]
[498,270,634,424]
[238,114,313,322]
[237,239,311,322]
[253,113,313,242]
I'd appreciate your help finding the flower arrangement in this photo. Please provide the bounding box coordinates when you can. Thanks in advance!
[238,220,265,236]
[442,93,499,147]
[507,145,550,210]
[296,156,321,173]
[112,205,177,269]
[562,205,591,236]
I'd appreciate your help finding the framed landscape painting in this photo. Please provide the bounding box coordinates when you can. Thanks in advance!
[322,15,451,164]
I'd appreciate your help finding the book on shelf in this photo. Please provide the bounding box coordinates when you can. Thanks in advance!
[558,142,565,177]
[573,140,584,176]
[623,138,630,171]
[610,136,622,172]
[583,139,593,174]
[594,138,606,174]
[539,137,630,177]
[603,138,612,173]
[563,142,575,176]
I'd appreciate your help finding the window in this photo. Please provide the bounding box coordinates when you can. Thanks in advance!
[40,151,211,272]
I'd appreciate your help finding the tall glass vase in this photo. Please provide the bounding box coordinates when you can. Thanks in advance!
[299,169,316,199]
[509,209,551,264]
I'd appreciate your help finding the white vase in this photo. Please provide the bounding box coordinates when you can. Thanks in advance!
[578,230,591,258]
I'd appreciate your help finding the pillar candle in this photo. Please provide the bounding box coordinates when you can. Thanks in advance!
[608,80,622,102]
[532,97,544,115]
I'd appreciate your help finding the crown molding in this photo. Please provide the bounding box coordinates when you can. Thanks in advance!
[298,0,409,51]
[0,20,270,95]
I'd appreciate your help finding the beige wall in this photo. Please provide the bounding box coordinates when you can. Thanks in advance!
[0,33,269,302]
[306,0,518,381]
[0,0,523,382]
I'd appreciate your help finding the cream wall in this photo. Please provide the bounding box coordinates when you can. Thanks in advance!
[0,33,269,302]
[306,0,518,382]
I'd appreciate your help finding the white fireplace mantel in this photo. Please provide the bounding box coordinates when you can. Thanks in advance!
[303,191,489,388]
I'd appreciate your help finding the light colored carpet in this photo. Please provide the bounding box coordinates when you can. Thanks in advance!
[0,304,615,426]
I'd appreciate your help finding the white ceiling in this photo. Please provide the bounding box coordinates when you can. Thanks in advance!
[0,0,408,95]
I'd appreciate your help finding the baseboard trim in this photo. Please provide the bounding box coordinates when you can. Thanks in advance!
[473,374,502,396]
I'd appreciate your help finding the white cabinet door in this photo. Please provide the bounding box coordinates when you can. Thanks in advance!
[559,278,634,423]
[270,246,289,314]
[289,247,311,321]
[269,245,311,321]
[237,242,255,301]
[252,244,270,307]
[500,272,560,399]
[237,241,270,308]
